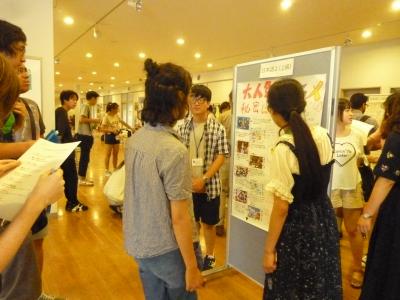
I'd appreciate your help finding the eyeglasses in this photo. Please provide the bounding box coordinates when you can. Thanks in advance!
[190,96,207,104]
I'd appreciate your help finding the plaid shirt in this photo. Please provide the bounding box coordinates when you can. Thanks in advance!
[178,116,230,199]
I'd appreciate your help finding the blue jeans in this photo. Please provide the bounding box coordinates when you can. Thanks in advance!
[137,248,197,300]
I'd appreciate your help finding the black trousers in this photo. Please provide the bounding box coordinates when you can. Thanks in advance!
[60,151,78,207]
[76,134,94,178]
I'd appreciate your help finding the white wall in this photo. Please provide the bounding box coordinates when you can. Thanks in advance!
[340,38,400,94]
[0,0,55,131]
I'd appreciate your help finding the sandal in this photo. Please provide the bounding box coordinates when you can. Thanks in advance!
[350,270,364,288]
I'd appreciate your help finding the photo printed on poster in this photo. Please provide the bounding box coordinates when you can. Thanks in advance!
[231,74,327,231]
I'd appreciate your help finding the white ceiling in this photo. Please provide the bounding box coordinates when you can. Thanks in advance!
[53,0,400,95]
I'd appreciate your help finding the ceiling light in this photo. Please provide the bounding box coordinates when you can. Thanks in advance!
[194,52,201,59]
[362,30,372,38]
[63,16,74,25]
[80,90,84,93]
[55,71,60,75]
[136,0,143,12]
[207,63,213,68]
[93,27,101,39]
[176,38,185,45]
[54,58,60,64]
[110,84,115,87]
[58,83,63,87]
[92,71,97,75]
[89,82,94,86]
[77,76,83,80]
[110,76,116,80]
[98,86,103,90]
[138,52,146,59]
[280,0,292,10]
[85,52,93,58]
[125,80,130,84]
[113,62,120,67]
[392,0,400,10]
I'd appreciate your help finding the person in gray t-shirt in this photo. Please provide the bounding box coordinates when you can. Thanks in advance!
[75,91,100,186]
[123,58,204,299]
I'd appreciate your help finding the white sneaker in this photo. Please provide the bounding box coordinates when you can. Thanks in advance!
[78,179,94,186]
[105,170,112,177]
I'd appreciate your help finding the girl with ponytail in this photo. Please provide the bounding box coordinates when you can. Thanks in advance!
[262,79,341,299]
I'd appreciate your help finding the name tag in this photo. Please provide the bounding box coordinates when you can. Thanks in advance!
[192,158,204,167]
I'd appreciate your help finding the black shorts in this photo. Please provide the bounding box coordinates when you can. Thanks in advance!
[192,193,220,225]
[105,133,120,145]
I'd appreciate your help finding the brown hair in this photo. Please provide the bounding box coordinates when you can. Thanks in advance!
[381,93,400,139]
[0,53,20,124]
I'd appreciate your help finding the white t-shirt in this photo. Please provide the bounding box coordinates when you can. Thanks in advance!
[189,121,206,178]
[331,129,364,190]
[265,126,333,203]
[102,114,121,132]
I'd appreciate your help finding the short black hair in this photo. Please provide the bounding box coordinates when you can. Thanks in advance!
[191,84,212,102]
[86,90,99,100]
[350,93,368,109]
[338,98,351,122]
[0,20,26,56]
[60,90,78,105]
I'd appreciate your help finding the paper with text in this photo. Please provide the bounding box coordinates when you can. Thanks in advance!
[0,139,80,220]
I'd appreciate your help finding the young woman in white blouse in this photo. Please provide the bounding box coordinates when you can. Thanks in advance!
[101,102,133,176]
[331,98,365,288]
[263,79,341,299]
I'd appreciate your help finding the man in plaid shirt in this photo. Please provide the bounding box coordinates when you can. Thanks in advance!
[178,85,229,270]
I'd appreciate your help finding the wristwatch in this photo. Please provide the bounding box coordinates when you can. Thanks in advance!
[202,175,209,182]
[361,213,372,219]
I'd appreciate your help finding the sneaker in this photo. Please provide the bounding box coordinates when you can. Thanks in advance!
[66,202,89,212]
[38,293,65,300]
[109,205,123,216]
[105,170,112,177]
[362,254,367,268]
[79,179,94,186]
[203,255,216,271]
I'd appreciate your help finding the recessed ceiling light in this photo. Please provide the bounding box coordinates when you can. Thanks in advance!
[207,63,213,68]
[77,76,83,80]
[392,0,400,11]
[58,83,63,87]
[113,62,120,67]
[138,52,146,59]
[362,30,372,38]
[85,52,93,58]
[176,38,185,45]
[110,84,115,87]
[125,80,130,84]
[89,82,94,86]
[92,71,97,75]
[98,86,103,90]
[280,0,293,10]
[110,76,116,80]
[63,16,74,25]
[55,71,60,75]
[194,52,201,59]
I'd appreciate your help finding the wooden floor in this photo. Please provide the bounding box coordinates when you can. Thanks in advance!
[41,135,361,299]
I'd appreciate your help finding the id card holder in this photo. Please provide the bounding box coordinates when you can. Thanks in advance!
[192,158,204,167]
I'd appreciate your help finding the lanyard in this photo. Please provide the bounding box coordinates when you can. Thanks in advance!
[193,123,205,158]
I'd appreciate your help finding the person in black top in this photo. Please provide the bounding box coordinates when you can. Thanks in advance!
[56,90,88,212]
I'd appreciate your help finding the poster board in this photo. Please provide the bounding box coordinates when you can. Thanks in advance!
[227,47,341,285]
[20,57,42,110]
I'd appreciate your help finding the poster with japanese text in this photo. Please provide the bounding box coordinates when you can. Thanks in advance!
[231,74,327,231]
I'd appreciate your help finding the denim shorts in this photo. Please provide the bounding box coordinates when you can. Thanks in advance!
[136,248,197,300]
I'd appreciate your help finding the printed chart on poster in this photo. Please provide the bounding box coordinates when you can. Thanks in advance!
[231,74,327,231]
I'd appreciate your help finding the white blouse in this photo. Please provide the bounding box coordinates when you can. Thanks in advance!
[265,126,333,203]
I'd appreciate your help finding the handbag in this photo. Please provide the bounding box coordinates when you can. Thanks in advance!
[103,164,125,206]
[358,163,374,201]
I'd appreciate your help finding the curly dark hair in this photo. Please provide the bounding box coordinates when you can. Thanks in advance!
[141,58,192,126]
[0,53,20,122]
[0,20,26,56]
[381,93,400,139]
[267,78,324,197]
